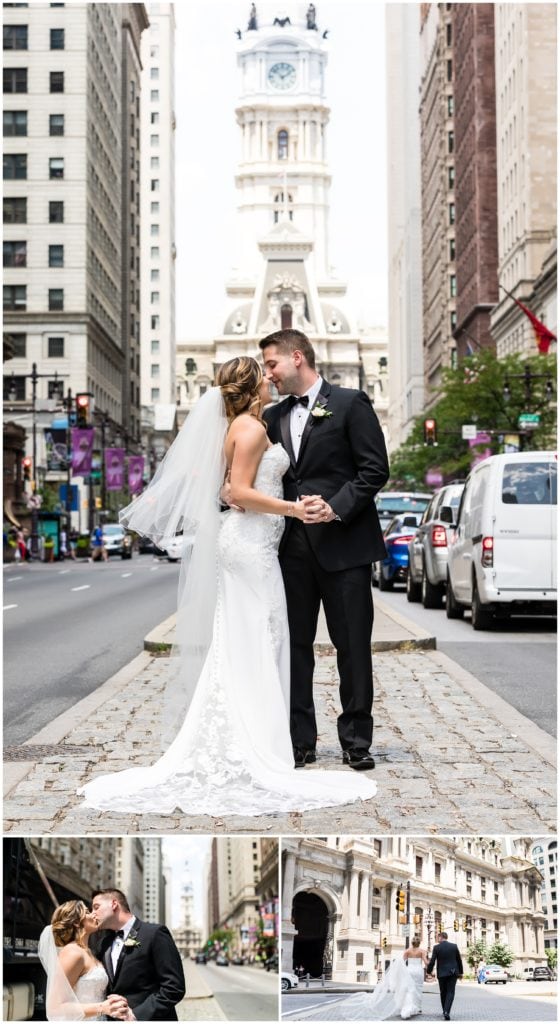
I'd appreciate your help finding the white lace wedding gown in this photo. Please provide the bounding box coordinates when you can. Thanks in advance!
[79,445,376,815]
[317,957,424,1021]
[74,966,108,1021]
[47,965,108,1021]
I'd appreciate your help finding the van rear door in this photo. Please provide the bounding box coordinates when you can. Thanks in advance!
[494,458,557,592]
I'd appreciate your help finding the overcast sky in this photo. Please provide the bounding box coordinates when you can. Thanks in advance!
[174,0,387,340]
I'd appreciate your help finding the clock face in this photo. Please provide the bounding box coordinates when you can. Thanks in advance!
[268,62,296,90]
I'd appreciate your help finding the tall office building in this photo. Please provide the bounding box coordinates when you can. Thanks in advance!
[142,838,166,924]
[32,838,116,896]
[115,837,144,919]
[531,838,558,950]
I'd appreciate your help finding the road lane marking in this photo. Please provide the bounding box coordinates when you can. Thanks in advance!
[150,566,159,571]
[71,585,91,592]
[121,572,132,578]
[3,604,18,610]
[59,569,70,575]
[6,576,23,582]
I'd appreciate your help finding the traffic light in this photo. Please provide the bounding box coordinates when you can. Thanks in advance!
[395,889,406,913]
[382,937,387,949]
[462,921,467,932]
[423,418,438,446]
[22,455,32,482]
[75,393,91,428]
[453,919,459,932]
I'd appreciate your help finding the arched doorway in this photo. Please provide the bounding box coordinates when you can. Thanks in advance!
[292,891,329,976]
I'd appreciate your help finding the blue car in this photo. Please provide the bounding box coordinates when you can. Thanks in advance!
[373,514,421,591]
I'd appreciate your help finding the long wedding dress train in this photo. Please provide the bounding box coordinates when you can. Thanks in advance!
[78,446,376,815]
[308,958,424,1021]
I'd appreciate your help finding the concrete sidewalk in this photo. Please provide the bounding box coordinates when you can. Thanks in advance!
[3,598,556,835]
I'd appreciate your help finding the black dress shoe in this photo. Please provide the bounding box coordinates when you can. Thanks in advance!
[443,1014,450,1020]
[342,749,375,771]
[293,748,317,768]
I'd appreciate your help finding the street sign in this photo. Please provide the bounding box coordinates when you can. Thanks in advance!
[59,485,79,511]
[401,925,410,936]
[518,413,541,430]
[462,424,477,440]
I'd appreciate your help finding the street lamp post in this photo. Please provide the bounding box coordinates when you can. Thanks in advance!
[425,907,434,958]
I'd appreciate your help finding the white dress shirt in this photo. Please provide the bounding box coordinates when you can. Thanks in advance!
[290,376,323,461]
[111,916,135,972]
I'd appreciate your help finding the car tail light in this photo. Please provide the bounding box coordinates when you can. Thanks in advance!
[481,536,494,567]
[392,535,415,546]
[431,525,447,547]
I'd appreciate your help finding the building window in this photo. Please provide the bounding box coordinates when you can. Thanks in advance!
[448,202,455,225]
[150,156,159,169]
[151,387,160,401]
[151,339,160,353]
[150,89,159,101]
[466,871,472,897]
[49,157,64,179]
[48,244,64,267]
[3,153,27,179]
[273,191,293,223]
[49,113,64,136]
[50,27,64,49]
[150,246,159,258]
[447,95,454,117]
[446,59,453,82]
[3,197,27,223]
[9,333,26,357]
[150,178,159,191]
[448,165,455,189]
[450,274,457,297]
[151,315,159,329]
[3,240,27,266]
[3,284,26,310]
[450,310,457,332]
[374,839,382,857]
[435,862,441,884]
[49,200,64,223]
[150,269,159,281]
[150,67,159,80]
[150,133,159,146]
[48,335,64,357]
[151,364,160,378]
[3,374,26,400]
[150,223,159,236]
[150,202,159,214]
[278,129,289,160]
[481,876,487,901]
[447,131,454,154]
[48,288,63,310]
[3,67,27,93]
[151,111,159,125]
[3,24,28,49]
[3,109,27,135]
[446,23,452,46]
[50,71,64,93]
[415,856,423,878]
[449,238,456,261]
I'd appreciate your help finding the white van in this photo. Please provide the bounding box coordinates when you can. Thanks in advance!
[444,451,557,629]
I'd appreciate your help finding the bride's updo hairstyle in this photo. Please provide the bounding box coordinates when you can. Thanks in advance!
[51,900,88,948]
[411,935,421,948]
[216,356,265,426]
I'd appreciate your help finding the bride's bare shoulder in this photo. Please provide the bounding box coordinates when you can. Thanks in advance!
[227,414,267,445]
[58,942,86,967]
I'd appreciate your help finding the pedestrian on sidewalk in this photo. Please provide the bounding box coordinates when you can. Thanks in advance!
[91,524,108,562]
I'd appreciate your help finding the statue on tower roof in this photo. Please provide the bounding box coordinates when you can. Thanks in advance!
[306,4,317,30]
[247,4,257,30]
[273,14,291,28]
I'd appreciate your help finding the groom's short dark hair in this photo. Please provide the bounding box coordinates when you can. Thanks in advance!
[260,329,316,370]
[439,931,448,940]
[92,887,131,912]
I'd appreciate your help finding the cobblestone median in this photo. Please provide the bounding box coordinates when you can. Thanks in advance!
[3,648,556,834]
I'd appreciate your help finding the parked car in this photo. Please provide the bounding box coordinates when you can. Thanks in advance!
[160,533,195,563]
[375,491,432,532]
[195,953,207,964]
[281,971,299,991]
[137,535,157,554]
[231,956,245,966]
[407,482,465,608]
[373,514,421,590]
[91,523,133,559]
[215,955,229,966]
[446,452,557,629]
[531,966,554,981]
[483,964,509,984]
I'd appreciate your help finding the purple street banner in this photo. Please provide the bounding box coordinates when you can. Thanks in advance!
[71,427,94,476]
[469,431,492,468]
[105,447,126,491]
[44,428,68,471]
[128,455,145,494]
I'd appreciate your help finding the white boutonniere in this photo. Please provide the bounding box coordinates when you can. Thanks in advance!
[123,933,141,949]
[311,404,333,419]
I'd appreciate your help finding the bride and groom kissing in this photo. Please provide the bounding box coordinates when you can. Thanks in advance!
[78,328,390,817]
[38,888,185,1021]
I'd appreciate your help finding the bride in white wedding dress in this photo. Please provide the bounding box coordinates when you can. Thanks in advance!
[78,357,376,815]
[38,901,128,1021]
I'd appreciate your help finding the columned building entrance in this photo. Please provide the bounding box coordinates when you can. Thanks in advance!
[292,891,330,977]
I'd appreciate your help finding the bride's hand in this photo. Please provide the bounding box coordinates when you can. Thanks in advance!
[220,477,245,512]
[293,495,321,523]
[104,994,129,1019]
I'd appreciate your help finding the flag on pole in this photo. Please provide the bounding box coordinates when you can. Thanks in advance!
[500,285,556,354]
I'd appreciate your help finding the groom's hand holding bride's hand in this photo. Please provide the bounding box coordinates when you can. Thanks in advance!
[105,994,134,1020]
[301,495,338,524]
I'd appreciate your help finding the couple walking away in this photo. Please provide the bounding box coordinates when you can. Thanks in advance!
[78,329,390,815]
[319,933,463,1021]
[38,889,184,1021]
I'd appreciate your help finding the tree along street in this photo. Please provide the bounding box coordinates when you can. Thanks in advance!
[375,589,557,736]
[3,556,179,747]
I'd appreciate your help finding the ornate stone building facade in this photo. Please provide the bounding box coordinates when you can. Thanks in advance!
[531,838,558,950]
[282,836,546,983]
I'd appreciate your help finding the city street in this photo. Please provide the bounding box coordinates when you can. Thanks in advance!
[3,556,178,746]
[375,588,557,736]
[282,980,558,1021]
[179,959,278,1021]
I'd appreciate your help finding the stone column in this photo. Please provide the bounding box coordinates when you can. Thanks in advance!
[349,870,359,928]
[282,852,296,923]
[361,875,371,930]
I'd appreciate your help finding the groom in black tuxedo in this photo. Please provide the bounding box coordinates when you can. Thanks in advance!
[427,931,464,1020]
[91,888,185,1021]
[261,329,389,770]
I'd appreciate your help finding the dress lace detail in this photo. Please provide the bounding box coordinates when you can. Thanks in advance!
[79,444,376,816]
[74,966,108,1020]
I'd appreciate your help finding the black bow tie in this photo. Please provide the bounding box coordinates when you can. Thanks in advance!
[292,395,309,407]
[115,930,125,939]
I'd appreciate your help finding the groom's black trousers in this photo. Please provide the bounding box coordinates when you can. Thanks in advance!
[438,975,458,1016]
[280,520,374,752]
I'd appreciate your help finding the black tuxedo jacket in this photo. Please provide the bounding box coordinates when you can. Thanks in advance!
[264,380,390,571]
[427,940,464,979]
[95,918,185,1021]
